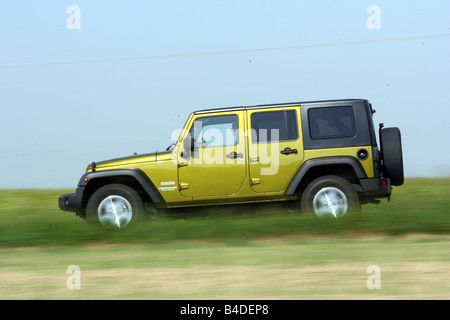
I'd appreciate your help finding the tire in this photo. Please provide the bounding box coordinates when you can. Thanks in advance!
[380,127,404,186]
[86,184,144,228]
[301,175,360,218]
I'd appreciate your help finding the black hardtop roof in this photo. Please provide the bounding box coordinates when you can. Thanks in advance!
[194,98,368,114]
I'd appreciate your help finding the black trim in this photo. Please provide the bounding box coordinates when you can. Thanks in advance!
[58,187,85,212]
[194,99,368,114]
[365,101,378,147]
[285,157,367,195]
[359,177,391,198]
[78,168,164,204]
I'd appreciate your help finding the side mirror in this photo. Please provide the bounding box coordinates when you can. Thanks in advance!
[182,135,194,159]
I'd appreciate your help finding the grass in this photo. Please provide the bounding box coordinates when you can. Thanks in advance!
[0,236,448,299]
[0,178,448,299]
[0,178,449,248]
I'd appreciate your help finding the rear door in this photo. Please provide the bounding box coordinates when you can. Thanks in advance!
[247,107,303,193]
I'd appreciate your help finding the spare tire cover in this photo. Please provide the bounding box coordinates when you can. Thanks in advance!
[380,127,404,186]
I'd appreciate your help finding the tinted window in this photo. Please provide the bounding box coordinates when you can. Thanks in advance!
[308,107,356,140]
[190,114,239,148]
[251,110,298,143]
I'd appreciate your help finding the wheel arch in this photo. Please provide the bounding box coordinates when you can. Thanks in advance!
[79,169,164,212]
[285,157,367,197]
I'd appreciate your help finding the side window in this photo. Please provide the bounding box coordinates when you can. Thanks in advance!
[189,114,239,148]
[308,106,356,140]
[251,110,298,143]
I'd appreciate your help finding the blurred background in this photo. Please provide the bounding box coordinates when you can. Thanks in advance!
[1,1,449,189]
[0,2,449,301]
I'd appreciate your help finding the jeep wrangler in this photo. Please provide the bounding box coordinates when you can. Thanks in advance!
[59,99,403,227]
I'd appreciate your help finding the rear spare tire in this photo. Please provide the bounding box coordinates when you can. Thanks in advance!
[380,127,404,186]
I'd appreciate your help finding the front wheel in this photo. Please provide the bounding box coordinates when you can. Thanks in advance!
[301,175,360,218]
[86,184,144,228]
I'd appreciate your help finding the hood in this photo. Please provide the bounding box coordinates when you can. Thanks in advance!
[87,151,172,171]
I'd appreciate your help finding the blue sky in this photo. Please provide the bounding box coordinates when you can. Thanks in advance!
[1,1,449,188]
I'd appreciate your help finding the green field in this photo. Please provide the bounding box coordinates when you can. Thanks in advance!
[0,178,449,299]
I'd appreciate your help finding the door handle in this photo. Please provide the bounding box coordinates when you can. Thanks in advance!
[226,152,243,159]
[280,148,298,155]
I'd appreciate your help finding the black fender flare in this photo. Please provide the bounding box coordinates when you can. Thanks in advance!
[78,168,164,204]
[285,157,368,195]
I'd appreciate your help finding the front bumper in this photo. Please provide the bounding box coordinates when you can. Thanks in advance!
[58,187,85,212]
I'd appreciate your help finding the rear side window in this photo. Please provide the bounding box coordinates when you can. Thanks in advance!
[251,110,298,143]
[308,106,356,140]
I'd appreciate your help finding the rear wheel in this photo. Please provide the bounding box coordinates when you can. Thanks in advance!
[86,184,144,228]
[301,175,360,218]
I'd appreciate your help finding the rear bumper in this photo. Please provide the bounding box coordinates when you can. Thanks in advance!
[58,187,85,212]
[359,178,391,198]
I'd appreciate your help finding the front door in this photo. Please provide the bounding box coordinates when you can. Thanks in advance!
[177,111,246,198]
[247,107,303,193]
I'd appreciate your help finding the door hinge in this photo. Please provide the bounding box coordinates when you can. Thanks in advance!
[179,182,190,190]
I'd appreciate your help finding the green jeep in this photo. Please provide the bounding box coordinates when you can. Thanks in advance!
[59,99,404,227]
